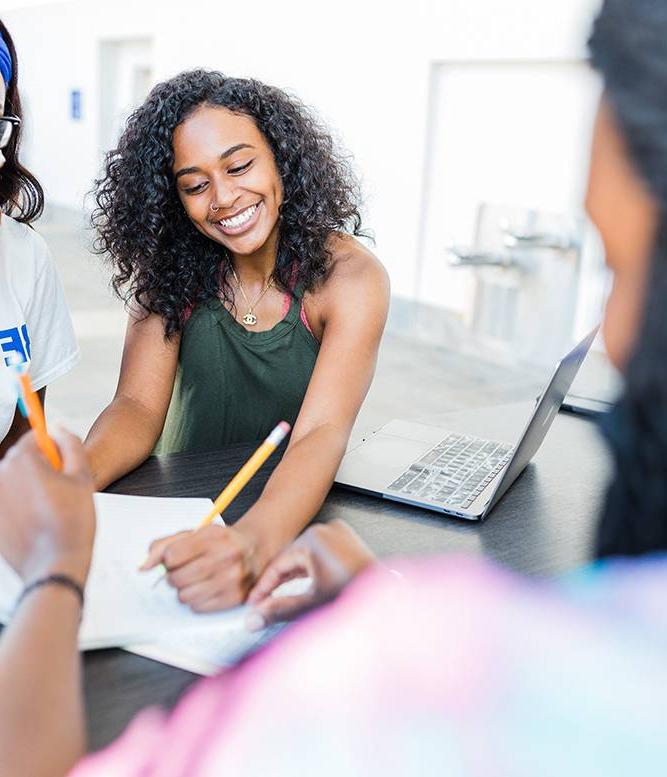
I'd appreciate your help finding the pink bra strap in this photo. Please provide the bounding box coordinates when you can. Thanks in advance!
[281,292,291,318]
[281,291,315,338]
[286,263,316,338]
[300,301,315,337]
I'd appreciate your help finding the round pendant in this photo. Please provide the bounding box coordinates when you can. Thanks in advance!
[242,312,258,326]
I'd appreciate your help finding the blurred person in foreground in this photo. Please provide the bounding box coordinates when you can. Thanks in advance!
[0,0,666,775]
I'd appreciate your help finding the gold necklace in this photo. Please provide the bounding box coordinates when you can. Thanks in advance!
[230,266,273,326]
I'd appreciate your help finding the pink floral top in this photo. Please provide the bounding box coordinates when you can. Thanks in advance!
[71,554,667,776]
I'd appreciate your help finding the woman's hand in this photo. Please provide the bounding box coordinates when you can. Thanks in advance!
[141,524,259,611]
[245,520,375,629]
[0,430,96,585]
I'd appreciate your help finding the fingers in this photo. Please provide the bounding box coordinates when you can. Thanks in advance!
[175,578,216,609]
[163,526,227,570]
[167,554,215,588]
[50,428,91,480]
[1,433,54,487]
[304,520,375,577]
[5,428,91,485]
[3,429,43,464]
[176,562,252,611]
[139,538,169,571]
[247,589,316,630]
[140,530,193,571]
[247,546,312,606]
[144,526,252,613]
[164,525,246,575]
[186,581,249,612]
[245,543,317,628]
[143,525,258,613]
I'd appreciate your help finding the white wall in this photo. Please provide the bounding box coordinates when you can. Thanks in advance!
[2,0,601,302]
[3,1,157,208]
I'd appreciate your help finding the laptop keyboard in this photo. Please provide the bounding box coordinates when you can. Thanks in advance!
[386,433,514,510]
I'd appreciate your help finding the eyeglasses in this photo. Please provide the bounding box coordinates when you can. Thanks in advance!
[0,116,20,150]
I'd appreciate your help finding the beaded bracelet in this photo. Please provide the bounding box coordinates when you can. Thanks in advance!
[16,574,85,611]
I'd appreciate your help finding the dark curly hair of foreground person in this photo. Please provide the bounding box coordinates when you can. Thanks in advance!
[91,70,366,337]
[590,0,667,557]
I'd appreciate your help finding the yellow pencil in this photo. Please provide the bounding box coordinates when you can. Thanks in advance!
[145,421,291,580]
[198,421,291,528]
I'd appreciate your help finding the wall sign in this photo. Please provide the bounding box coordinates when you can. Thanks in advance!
[70,89,82,120]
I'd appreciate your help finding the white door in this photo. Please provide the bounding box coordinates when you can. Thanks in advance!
[98,38,154,157]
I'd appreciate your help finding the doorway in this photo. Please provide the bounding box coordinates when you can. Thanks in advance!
[98,38,153,157]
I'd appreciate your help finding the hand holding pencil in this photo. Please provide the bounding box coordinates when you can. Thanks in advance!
[140,421,290,611]
[0,426,95,585]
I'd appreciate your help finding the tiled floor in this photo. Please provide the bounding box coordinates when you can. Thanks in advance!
[39,207,546,441]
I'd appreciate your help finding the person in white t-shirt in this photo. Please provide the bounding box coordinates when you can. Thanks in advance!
[0,20,78,457]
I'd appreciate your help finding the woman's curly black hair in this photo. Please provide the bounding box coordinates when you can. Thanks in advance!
[92,70,366,336]
[589,0,667,557]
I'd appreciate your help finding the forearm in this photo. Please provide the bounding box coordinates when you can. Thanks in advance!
[236,423,349,564]
[0,587,85,777]
[85,396,164,490]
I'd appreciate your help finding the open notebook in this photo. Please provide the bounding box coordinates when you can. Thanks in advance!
[0,493,255,651]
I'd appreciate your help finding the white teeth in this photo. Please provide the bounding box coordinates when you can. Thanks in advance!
[219,204,257,229]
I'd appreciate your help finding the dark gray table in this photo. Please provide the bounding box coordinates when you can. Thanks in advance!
[85,402,611,751]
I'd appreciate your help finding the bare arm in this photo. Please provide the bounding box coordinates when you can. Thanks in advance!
[0,588,85,777]
[0,431,96,777]
[85,311,180,489]
[143,241,390,611]
[240,248,390,563]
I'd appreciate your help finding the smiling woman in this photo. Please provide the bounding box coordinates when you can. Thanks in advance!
[92,72,370,337]
[85,71,389,612]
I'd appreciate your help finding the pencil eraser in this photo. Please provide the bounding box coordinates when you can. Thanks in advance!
[267,422,291,446]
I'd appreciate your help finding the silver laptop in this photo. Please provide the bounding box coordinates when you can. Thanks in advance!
[336,327,598,521]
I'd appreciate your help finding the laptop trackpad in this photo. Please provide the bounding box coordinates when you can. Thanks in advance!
[336,432,433,494]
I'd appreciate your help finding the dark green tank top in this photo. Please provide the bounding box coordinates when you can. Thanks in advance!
[156,289,319,454]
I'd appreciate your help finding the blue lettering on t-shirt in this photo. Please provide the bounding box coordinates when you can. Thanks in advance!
[20,324,31,360]
[0,324,29,366]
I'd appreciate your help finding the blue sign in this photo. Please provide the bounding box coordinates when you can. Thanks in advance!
[70,89,82,121]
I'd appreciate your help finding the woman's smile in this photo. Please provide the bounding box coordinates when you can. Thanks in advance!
[211,200,263,237]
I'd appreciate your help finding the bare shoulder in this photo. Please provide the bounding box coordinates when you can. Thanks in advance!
[320,234,390,303]
[302,234,389,336]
